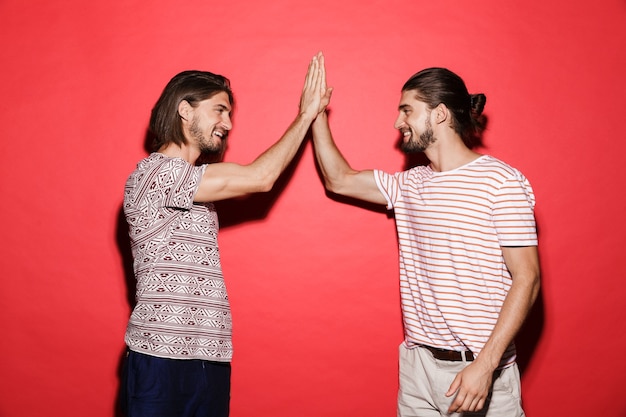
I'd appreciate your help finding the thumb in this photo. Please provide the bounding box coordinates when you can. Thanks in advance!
[446,374,461,397]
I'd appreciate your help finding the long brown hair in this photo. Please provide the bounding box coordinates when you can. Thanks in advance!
[149,70,234,152]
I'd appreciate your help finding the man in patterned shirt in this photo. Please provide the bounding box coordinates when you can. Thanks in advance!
[120,53,330,417]
[311,66,540,416]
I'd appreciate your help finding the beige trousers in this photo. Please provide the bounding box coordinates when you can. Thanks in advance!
[397,343,525,417]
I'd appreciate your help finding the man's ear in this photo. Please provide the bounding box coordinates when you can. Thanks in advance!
[178,100,192,121]
[433,103,449,125]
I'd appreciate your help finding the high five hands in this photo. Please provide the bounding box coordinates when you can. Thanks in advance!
[299,52,333,120]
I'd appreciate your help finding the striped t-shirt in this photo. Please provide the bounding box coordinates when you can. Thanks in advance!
[123,153,232,361]
[374,155,537,367]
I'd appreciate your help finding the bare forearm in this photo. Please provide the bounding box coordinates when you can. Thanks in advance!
[248,112,315,191]
[479,274,540,370]
[312,112,356,192]
[477,246,541,370]
[311,112,387,204]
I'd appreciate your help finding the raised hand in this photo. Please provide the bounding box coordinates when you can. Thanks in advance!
[318,53,333,114]
[299,52,333,119]
[299,52,324,120]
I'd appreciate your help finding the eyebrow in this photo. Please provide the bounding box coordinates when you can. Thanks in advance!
[215,104,231,111]
[398,104,411,111]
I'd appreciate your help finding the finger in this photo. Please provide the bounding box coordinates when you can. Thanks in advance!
[463,393,481,413]
[310,53,323,93]
[448,393,465,414]
[448,400,463,413]
[324,87,334,102]
[476,397,486,412]
[319,52,326,89]
[455,393,476,414]
[468,395,482,412]
[303,55,318,91]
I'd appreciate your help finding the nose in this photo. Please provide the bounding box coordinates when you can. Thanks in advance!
[221,113,233,130]
[394,113,405,130]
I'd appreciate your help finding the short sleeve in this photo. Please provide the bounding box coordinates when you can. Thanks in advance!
[160,159,206,209]
[373,169,397,210]
[493,171,538,247]
[126,156,206,212]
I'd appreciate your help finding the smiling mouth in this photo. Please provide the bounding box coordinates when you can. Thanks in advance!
[213,130,227,140]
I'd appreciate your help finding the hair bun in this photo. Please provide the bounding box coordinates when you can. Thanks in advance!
[470,93,486,115]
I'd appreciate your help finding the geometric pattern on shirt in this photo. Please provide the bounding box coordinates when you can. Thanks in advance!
[123,154,233,361]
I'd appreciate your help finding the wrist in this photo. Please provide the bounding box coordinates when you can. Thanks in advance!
[312,110,327,124]
[474,350,502,372]
[297,109,316,123]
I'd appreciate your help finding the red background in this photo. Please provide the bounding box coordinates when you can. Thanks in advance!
[1,1,625,416]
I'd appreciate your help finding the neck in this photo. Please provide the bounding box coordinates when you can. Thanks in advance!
[158,143,199,164]
[424,134,481,172]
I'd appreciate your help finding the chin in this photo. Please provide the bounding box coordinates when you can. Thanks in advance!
[401,143,421,154]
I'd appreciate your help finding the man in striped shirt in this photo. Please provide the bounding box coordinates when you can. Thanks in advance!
[312,67,540,416]
[120,53,330,417]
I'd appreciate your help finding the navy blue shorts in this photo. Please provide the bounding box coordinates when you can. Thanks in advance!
[120,350,231,417]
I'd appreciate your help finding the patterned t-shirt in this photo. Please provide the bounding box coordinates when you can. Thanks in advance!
[374,155,537,367]
[123,153,232,361]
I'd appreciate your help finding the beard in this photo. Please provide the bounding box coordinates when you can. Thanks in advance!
[400,119,436,154]
[190,116,227,156]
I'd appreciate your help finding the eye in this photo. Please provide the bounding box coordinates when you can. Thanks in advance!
[214,105,230,115]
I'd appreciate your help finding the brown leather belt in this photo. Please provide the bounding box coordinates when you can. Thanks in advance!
[420,345,474,362]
